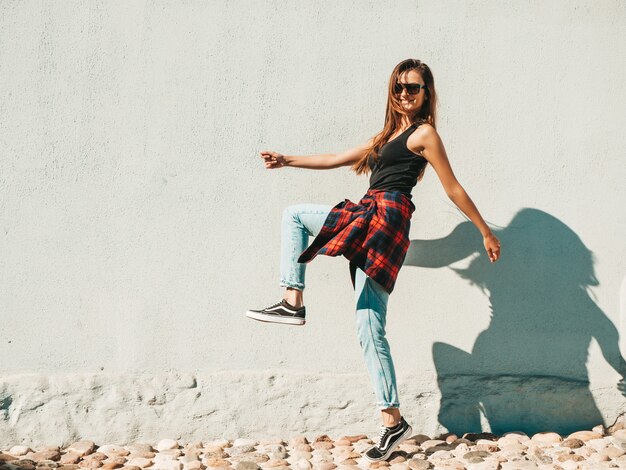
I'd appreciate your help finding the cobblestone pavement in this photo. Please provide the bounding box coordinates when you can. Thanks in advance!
[1,424,626,470]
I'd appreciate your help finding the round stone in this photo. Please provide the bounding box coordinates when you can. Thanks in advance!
[433,458,464,470]
[588,452,610,462]
[566,431,602,442]
[186,462,204,470]
[389,463,409,470]
[258,445,286,454]
[592,424,605,435]
[293,444,312,452]
[103,456,126,466]
[604,445,625,459]
[425,444,454,455]
[499,462,539,470]
[531,432,562,444]
[574,446,597,458]
[126,457,152,468]
[450,438,473,447]
[60,452,82,465]
[407,460,432,470]
[612,429,626,442]
[204,451,229,459]
[228,446,257,456]
[463,451,491,460]
[312,450,333,460]
[501,432,529,442]
[236,462,261,470]
[156,440,179,452]
[410,435,432,445]
[337,459,356,466]
[370,462,391,469]
[207,440,231,449]
[557,453,585,462]
[233,440,258,447]
[586,438,611,452]
[429,450,453,460]
[203,457,232,468]
[313,463,336,470]
[311,442,334,451]
[420,440,445,451]
[560,438,584,449]
[126,444,154,454]
[0,453,17,463]
[157,449,183,458]
[258,440,284,446]
[97,446,128,457]
[499,442,527,453]
[293,458,312,470]
[81,452,108,462]
[26,450,61,462]
[180,454,201,463]
[8,446,32,456]
[261,459,290,468]
[451,443,470,456]
[340,435,367,444]
[530,446,552,464]
[475,440,499,452]
[67,441,96,457]
[289,437,309,447]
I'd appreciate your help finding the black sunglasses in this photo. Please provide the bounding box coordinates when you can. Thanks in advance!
[393,82,427,95]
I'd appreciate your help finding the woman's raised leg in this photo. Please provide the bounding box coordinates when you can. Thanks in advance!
[245,203,331,326]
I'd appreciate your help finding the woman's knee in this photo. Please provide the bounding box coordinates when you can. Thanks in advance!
[282,204,305,227]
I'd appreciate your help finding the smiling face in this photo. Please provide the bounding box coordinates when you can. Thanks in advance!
[395,69,428,116]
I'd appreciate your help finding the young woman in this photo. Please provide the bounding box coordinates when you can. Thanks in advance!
[245,59,501,462]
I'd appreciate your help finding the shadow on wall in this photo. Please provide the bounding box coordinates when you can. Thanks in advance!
[404,208,626,436]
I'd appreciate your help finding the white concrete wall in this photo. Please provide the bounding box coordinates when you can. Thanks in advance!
[1,0,625,447]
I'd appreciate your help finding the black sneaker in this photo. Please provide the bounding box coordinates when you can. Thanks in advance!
[245,299,306,326]
[364,416,413,462]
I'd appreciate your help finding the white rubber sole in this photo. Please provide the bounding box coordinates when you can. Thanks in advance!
[245,310,305,326]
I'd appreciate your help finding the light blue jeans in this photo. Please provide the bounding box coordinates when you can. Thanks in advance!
[280,203,400,409]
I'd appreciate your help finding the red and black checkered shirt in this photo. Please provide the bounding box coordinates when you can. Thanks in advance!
[297,189,415,294]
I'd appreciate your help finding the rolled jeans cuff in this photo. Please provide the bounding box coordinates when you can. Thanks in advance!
[280,279,305,290]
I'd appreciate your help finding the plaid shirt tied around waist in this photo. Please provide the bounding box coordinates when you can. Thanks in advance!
[297,189,416,294]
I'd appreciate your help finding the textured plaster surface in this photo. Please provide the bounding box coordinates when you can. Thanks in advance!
[1,370,625,448]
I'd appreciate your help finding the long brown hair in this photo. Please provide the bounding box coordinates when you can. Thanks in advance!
[351,59,438,181]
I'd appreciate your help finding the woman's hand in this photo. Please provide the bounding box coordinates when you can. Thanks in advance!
[483,232,501,263]
[260,150,287,169]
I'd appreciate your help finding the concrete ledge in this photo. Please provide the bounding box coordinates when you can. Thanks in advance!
[0,370,623,448]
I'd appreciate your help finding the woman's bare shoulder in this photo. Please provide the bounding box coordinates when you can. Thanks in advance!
[415,121,436,134]
[408,122,439,155]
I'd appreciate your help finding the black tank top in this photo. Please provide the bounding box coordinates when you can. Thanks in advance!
[367,122,428,198]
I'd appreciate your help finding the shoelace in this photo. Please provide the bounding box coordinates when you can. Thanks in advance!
[376,420,403,449]
[265,300,284,310]
[376,425,390,449]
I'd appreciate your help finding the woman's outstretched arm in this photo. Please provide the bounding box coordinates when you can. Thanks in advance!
[409,125,501,263]
[260,139,373,170]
